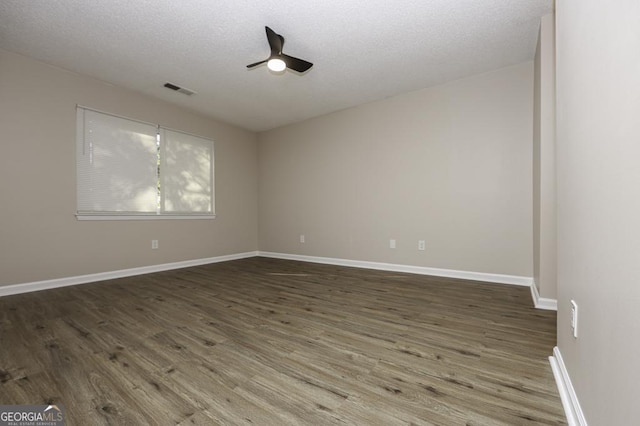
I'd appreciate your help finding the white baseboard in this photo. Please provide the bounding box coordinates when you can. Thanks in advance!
[258,251,533,287]
[549,346,588,426]
[2,251,550,313]
[531,279,558,310]
[0,251,259,297]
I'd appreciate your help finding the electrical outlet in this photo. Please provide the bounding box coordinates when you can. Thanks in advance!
[389,239,396,249]
[299,234,305,243]
[418,240,426,251]
[151,239,159,249]
[570,300,578,338]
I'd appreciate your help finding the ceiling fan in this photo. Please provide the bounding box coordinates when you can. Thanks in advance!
[246,26,313,73]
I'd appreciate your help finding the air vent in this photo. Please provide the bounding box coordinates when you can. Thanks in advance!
[163,82,196,96]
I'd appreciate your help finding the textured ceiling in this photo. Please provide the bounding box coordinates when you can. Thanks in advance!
[0,0,553,132]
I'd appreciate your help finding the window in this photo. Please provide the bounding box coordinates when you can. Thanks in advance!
[76,106,214,220]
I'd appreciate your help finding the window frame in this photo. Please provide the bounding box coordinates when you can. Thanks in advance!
[75,105,215,221]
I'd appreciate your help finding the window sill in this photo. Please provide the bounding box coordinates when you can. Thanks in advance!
[76,214,216,221]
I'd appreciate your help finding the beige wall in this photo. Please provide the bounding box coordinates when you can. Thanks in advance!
[533,13,557,299]
[259,62,534,277]
[0,49,258,286]
[556,0,640,422]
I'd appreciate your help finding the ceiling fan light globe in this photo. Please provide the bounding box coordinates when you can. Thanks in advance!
[267,58,286,72]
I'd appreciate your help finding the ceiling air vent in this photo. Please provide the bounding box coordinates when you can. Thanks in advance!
[163,82,196,96]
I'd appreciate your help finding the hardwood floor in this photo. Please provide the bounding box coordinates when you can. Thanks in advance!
[0,257,565,425]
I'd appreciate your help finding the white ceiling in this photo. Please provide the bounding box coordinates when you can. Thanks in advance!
[0,0,553,132]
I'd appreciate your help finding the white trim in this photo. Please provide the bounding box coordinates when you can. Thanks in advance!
[549,346,588,426]
[76,214,216,221]
[0,251,258,297]
[2,251,549,310]
[531,279,558,310]
[258,251,532,286]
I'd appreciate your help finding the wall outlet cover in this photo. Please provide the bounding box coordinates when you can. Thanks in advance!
[570,300,578,338]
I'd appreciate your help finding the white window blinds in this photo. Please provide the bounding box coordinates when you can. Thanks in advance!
[160,128,214,214]
[76,106,215,219]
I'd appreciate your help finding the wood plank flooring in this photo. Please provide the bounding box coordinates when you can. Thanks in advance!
[0,257,565,425]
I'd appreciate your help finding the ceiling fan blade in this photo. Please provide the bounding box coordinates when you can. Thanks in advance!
[246,59,268,69]
[282,54,313,73]
[265,26,283,55]
[249,27,312,74]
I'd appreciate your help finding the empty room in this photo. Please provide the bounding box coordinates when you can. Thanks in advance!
[0,1,637,424]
